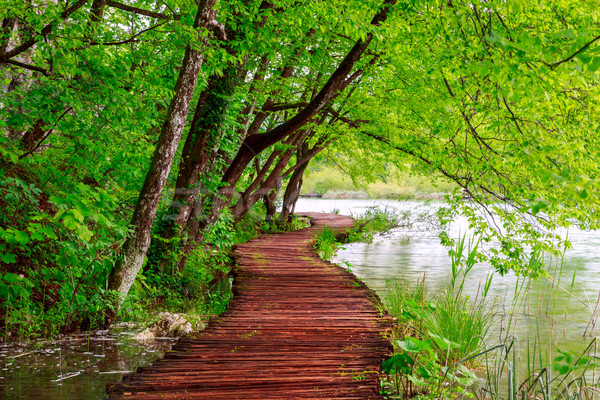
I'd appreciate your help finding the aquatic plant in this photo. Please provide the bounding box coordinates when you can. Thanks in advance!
[382,234,496,397]
[313,226,340,261]
[474,337,600,400]
[381,226,600,400]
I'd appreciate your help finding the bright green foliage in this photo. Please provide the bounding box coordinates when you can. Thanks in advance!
[0,165,127,338]
[313,227,340,261]
[314,207,405,259]
[331,0,600,277]
[2,0,600,338]
[382,335,477,399]
[349,206,410,243]
[122,245,234,322]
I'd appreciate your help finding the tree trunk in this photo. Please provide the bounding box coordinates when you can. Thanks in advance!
[152,3,273,248]
[231,127,312,220]
[105,0,220,325]
[89,0,106,21]
[263,180,280,222]
[167,67,235,230]
[213,0,396,217]
[280,157,309,223]
[21,118,46,152]
[145,66,236,273]
[0,17,17,55]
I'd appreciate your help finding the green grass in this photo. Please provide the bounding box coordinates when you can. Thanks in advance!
[426,289,495,367]
[381,235,496,398]
[383,278,494,369]
[313,226,339,260]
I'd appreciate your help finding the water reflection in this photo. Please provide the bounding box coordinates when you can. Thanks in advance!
[0,324,177,400]
[296,198,600,352]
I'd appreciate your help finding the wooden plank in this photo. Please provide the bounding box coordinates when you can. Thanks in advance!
[107,213,392,399]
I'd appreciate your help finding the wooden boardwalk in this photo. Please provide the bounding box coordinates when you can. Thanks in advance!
[107,213,393,399]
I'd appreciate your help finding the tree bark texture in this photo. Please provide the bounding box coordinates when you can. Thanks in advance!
[105,0,220,323]
[169,67,235,229]
[145,66,236,272]
[89,0,107,21]
[0,0,90,62]
[280,149,310,223]
[263,180,280,221]
[21,118,46,152]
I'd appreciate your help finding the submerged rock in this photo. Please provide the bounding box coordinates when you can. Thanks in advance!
[134,313,201,341]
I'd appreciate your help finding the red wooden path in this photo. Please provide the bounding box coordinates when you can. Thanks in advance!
[107,213,393,399]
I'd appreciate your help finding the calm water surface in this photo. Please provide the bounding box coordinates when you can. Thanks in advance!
[295,198,600,353]
[0,325,177,399]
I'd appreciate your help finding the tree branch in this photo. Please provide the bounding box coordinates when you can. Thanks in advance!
[1,59,50,76]
[82,21,168,48]
[19,107,73,160]
[281,142,330,178]
[105,0,179,20]
[324,106,369,128]
[501,96,524,136]
[266,102,308,112]
[443,77,455,97]
[549,34,600,69]
[0,0,89,60]
[358,130,469,186]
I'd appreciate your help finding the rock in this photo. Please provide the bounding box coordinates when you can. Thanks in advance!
[134,313,200,341]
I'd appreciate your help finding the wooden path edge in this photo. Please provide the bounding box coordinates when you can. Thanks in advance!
[107,212,394,399]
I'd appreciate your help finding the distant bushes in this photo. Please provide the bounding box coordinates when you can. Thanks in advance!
[301,166,455,199]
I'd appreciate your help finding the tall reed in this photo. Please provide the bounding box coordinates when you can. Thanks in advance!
[472,238,600,400]
[382,234,496,397]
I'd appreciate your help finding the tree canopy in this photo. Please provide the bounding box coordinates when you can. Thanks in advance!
[1,0,599,332]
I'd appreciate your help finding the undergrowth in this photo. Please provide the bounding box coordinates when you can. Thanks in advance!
[314,226,340,260]
[0,173,309,342]
[313,206,408,261]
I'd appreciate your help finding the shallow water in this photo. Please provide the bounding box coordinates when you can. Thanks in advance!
[295,198,600,353]
[0,324,177,400]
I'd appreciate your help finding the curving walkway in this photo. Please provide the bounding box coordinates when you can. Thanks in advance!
[107,213,393,399]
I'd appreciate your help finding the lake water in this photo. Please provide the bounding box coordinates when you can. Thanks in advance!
[0,325,177,399]
[295,198,600,355]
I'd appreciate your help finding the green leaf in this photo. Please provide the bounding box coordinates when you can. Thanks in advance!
[0,253,17,263]
[62,214,78,230]
[428,332,461,350]
[382,353,413,374]
[13,230,30,245]
[41,226,58,239]
[71,208,85,223]
[407,374,427,386]
[75,224,94,241]
[396,336,433,353]
[3,273,22,284]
